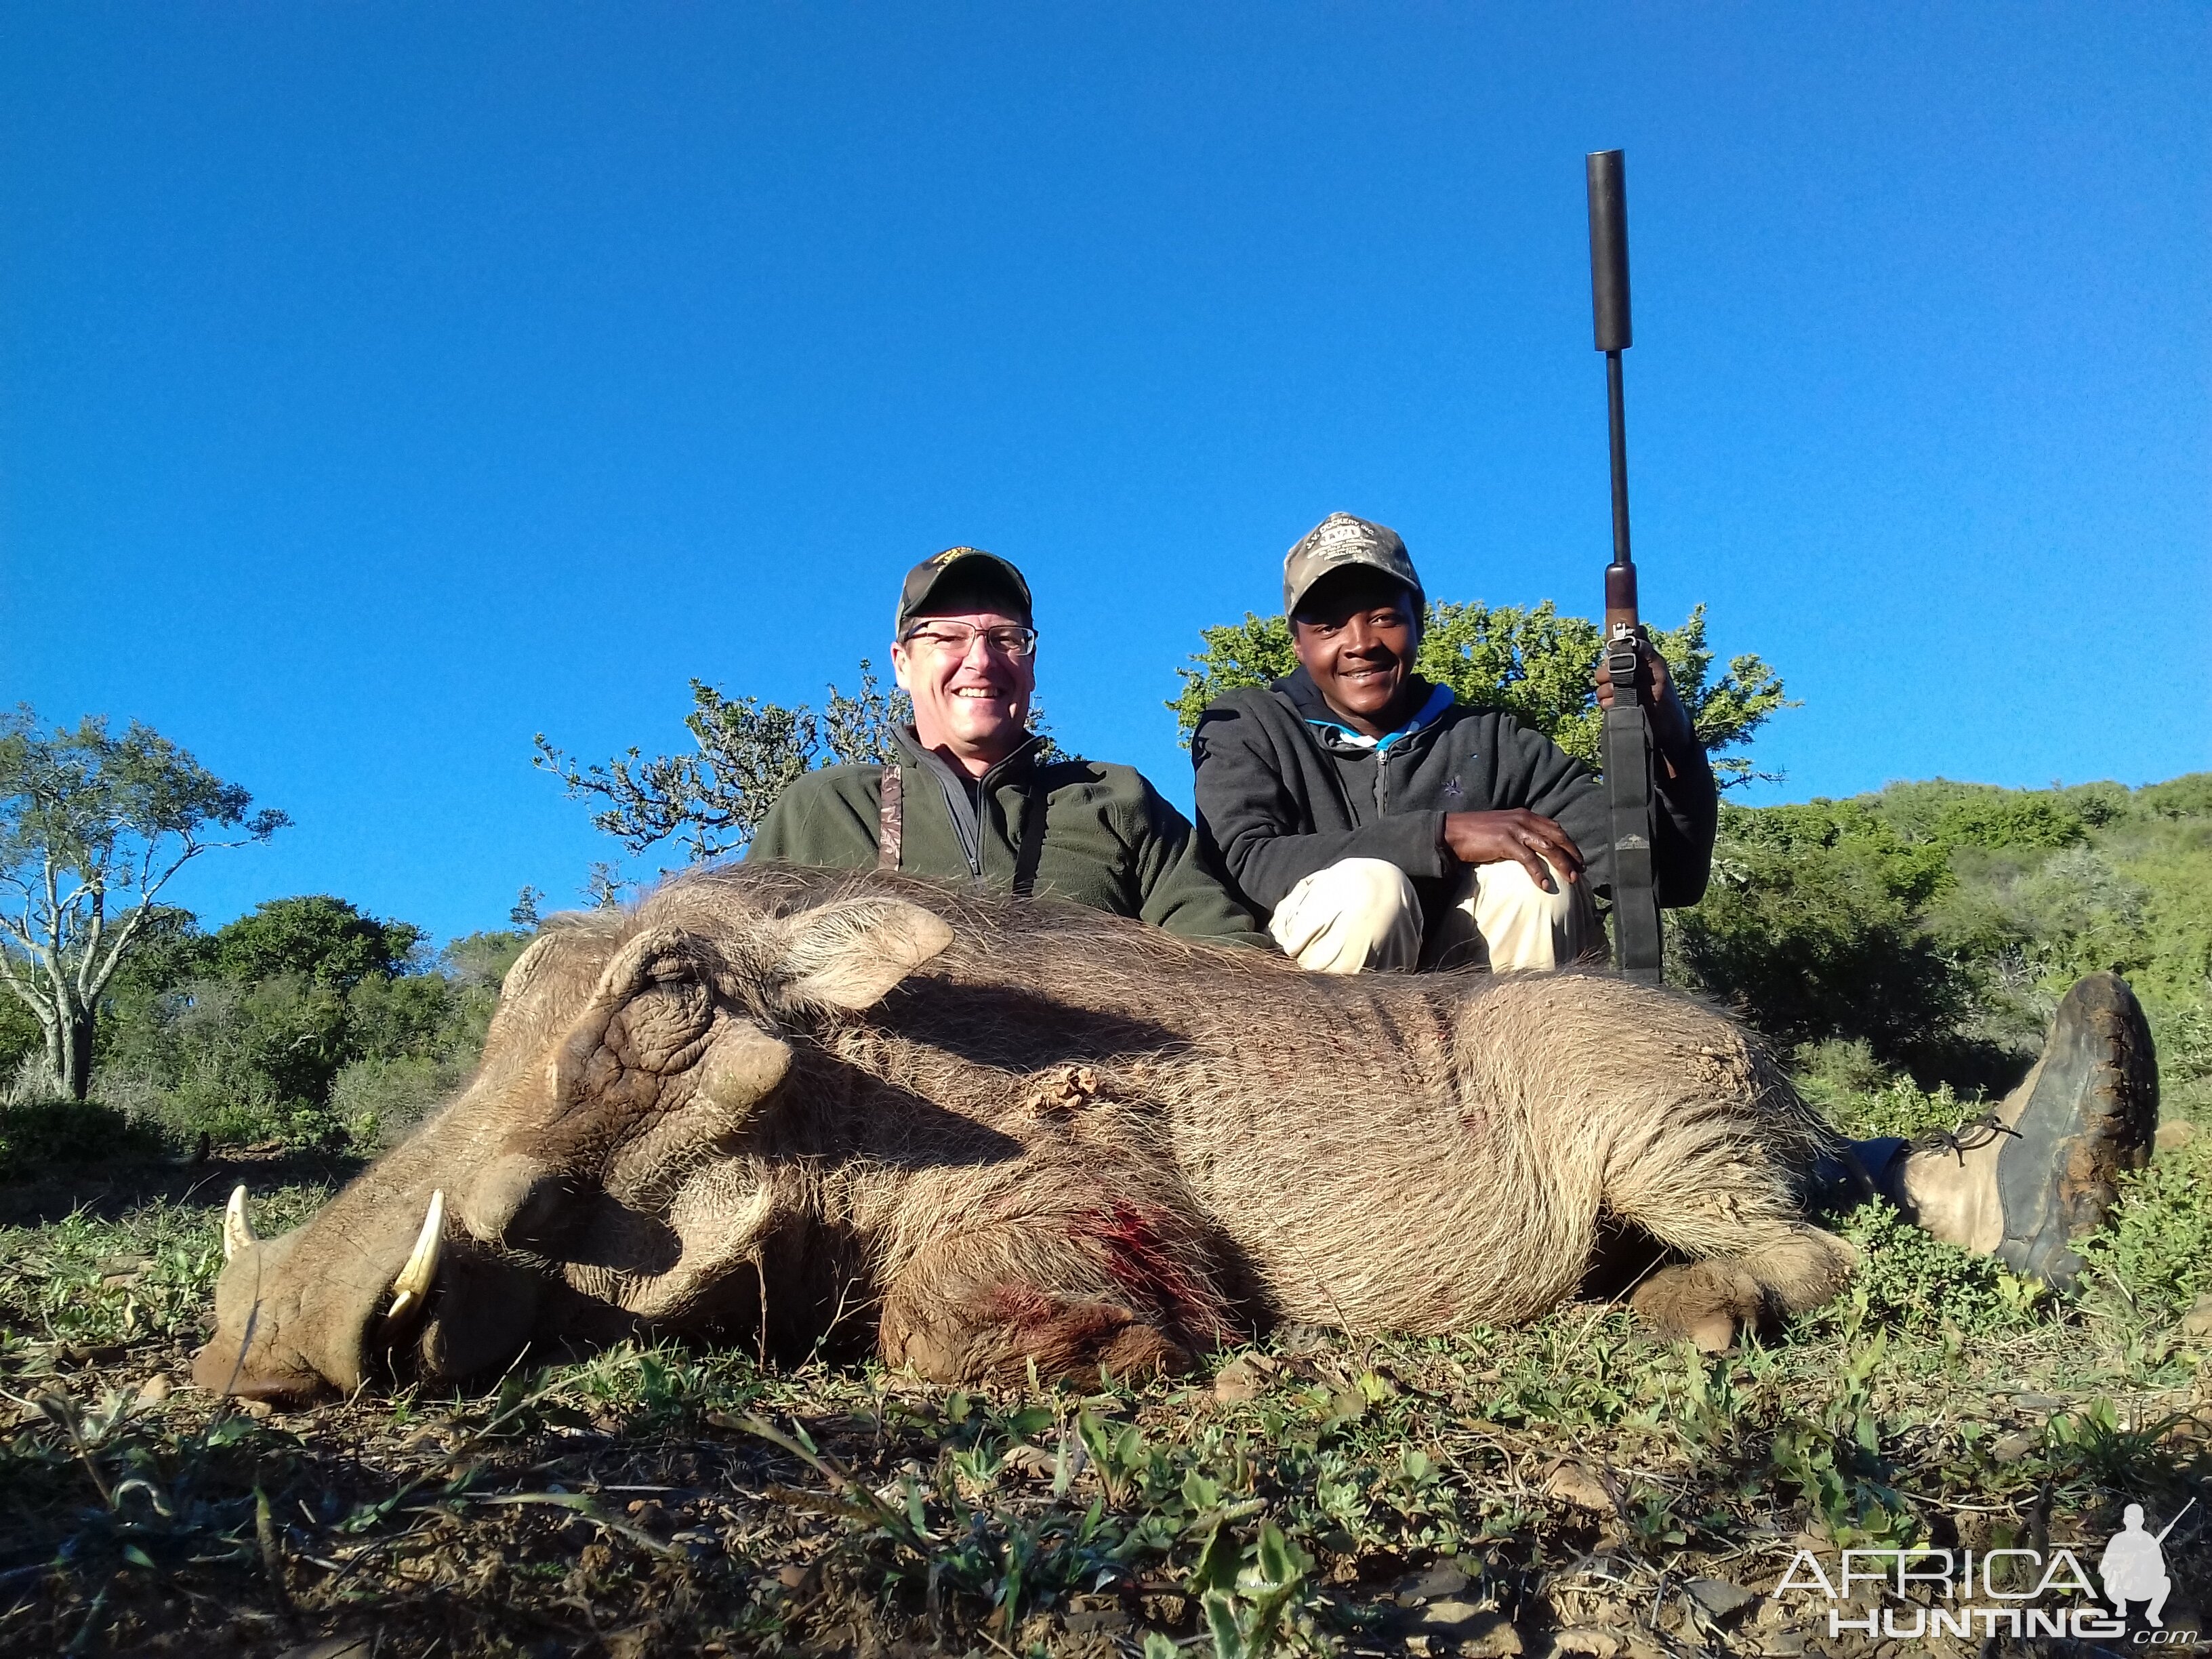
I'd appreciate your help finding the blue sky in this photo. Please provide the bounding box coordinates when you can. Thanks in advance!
[5,4,2205,943]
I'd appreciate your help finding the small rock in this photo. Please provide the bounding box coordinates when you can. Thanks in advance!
[134,1374,171,1408]
[2155,1120,2197,1154]
[1398,1561,1472,1603]
[1420,1598,1486,1628]
[1544,1460,1618,1515]
[273,1640,374,1659]
[1420,1600,1522,1654]
[1000,1443,1060,1479]
[775,1563,808,1590]
[1758,1636,1807,1656]
[2177,1293,2212,1343]
[239,1398,274,1420]
[1684,1578,1756,1622]
[1550,1631,1621,1658]
[1212,1353,1278,1403]
[1063,1607,1130,1634]
[1991,1430,2037,1462]
[2009,1391,2065,1415]
[1446,1611,1522,1658]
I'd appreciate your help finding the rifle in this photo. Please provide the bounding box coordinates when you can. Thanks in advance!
[1586,148,1663,984]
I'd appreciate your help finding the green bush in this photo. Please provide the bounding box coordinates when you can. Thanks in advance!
[1670,802,1969,1073]
[327,1052,470,1147]
[1681,776,2211,1096]
[2136,772,2212,819]
[1809,1073,1971,1143]
[1822,1202,2045,1337]
[2078,1136,2212,1322]
[83,908,523,1151]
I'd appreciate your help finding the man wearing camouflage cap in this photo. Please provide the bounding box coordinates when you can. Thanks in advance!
[1191,511,1717,973]
[750,547,1268,945]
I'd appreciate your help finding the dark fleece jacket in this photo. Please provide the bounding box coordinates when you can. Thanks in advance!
[1191,669,1717,939]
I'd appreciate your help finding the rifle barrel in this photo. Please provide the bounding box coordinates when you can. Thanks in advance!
[1589,149,1637,624]
[2154,1496,2197,1544]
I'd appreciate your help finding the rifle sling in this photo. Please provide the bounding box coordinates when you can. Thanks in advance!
[876,764,903,870]
[878,758,1048,898]
[1603,699,1664,984]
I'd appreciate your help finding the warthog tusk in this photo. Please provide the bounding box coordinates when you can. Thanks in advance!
[222,1185,257,1261]
[383,1191,446,1326]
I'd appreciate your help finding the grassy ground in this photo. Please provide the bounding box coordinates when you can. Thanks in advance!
[1,1082,2207,1658]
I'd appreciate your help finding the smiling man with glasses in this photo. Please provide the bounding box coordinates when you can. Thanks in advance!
[747,547,1269,945]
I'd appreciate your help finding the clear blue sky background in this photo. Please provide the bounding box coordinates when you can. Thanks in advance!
[5,4,2206,944]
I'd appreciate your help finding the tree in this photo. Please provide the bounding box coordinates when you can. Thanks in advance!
[1170,600,1790,788]
[535,663,913,863]
[205,895,422,991]
[0,707,288,1099]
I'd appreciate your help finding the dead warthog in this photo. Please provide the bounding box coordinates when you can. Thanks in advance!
[194,865,1854,1399]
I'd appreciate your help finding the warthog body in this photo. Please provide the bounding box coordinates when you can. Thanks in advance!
[197,865,1854,1399]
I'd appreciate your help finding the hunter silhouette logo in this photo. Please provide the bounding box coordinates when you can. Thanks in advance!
[2102,1500,2190,1629]
[1775,1499,2198,1643]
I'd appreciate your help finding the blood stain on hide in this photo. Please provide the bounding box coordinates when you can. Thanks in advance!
[1087,1202,1232,1345]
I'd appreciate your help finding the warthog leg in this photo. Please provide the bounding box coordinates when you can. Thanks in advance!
[878,1213,1231,1387]
[1601,1111,1857,1351]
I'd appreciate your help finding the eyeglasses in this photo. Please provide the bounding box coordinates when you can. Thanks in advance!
[899,621,1039,659]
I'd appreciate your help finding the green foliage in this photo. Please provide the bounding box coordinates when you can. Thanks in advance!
[77,908,525,1153]
[1821,1202,2046,1338]
[536,663,915,861]
[202,895,423,989]
[1866,779,2091,853]
[2078,1134,2212,1322]
[2136,772,2212,819]
[1671,802,1967,1073]
[0,988,37,1076]
[443,928,534,988]
[1677,773,2212,1092]
[1806,1069,1971,1142]
[1170,600,1789,787]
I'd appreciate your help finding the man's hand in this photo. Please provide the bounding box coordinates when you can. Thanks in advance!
[1594,635,1696,757]
[1441,810,1584,892]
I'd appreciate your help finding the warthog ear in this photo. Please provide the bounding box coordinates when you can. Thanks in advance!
[772,897,956,1012]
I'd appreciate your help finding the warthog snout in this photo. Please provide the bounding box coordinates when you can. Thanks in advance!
[192,893,961,1398]
[192,1181,538,1402]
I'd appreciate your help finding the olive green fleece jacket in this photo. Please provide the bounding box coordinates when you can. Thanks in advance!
[747,729,1271,949]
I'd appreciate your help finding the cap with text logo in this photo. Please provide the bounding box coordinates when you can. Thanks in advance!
[1282,513,1425,617]
[895,548,1035,636]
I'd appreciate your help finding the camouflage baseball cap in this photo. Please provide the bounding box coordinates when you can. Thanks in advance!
[1282,512,1424,617]
[895,547,1034,636]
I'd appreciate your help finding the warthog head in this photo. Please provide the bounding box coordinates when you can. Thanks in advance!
[192,890,957,1401]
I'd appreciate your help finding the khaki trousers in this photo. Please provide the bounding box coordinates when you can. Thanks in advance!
[1267,855,1604,975]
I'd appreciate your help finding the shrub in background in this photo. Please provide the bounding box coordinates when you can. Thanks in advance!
[1677,774,2211,1101]
[88,900,531,1151]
